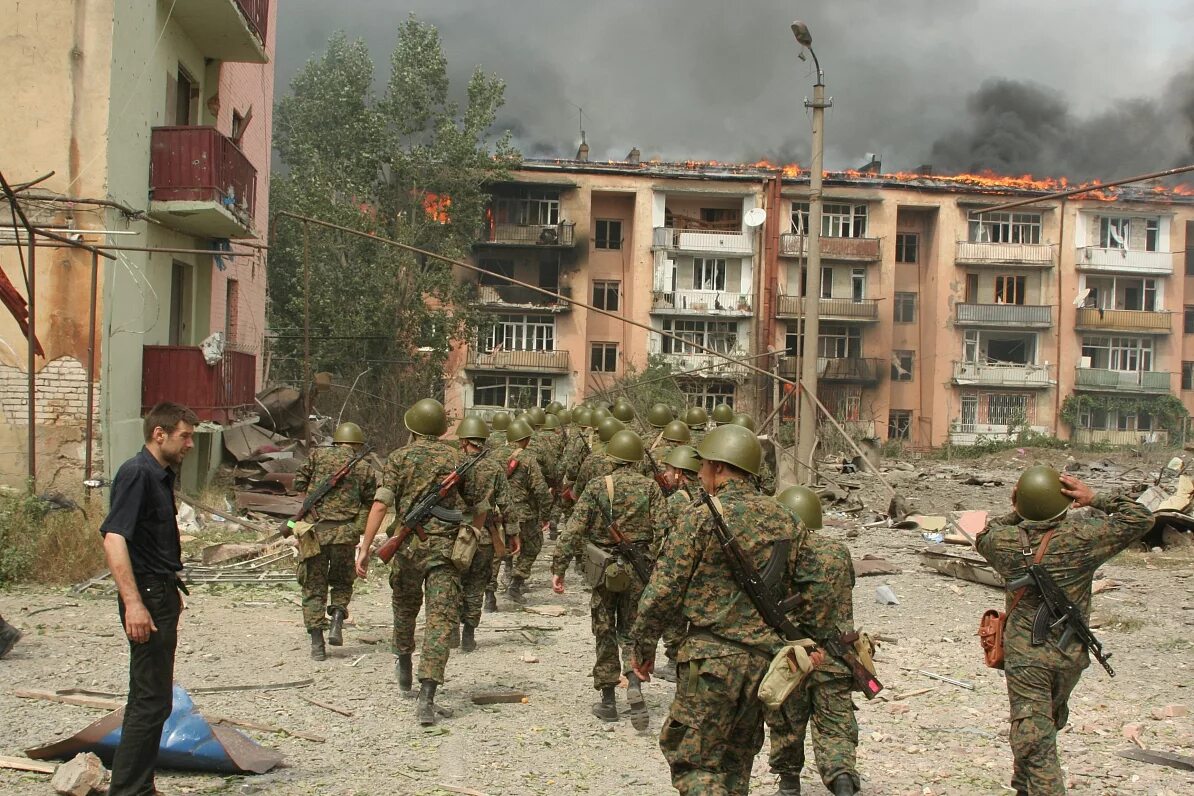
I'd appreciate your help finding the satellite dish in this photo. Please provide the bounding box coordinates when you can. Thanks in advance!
[744,208,767,228]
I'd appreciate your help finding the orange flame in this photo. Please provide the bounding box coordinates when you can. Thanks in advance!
[424,192,451,223]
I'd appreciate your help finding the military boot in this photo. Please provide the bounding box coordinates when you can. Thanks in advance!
[625,672,649,731]
[0,618,21,659]
[483,590,498,613]
[396,654,413,692]
[327,607,346,647]
[591,686,618,722]
[448,623,461,649]
[309,629,326,661]
[831,774,857,796]
[461,623,477,653]
[416,680,438,726]
[773,773,801,796]
[506,576,527,604]
[655,657,678,683]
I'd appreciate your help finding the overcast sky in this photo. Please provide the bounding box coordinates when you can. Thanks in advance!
[276,0,1194,179]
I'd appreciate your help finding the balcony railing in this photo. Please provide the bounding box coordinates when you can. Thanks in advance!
[955,241,1055,266]
[778,356,883,384]
[779,234,881,261]
[776,296,880,321]
[1072,429,1169,446]
[651,290,753,314]
[172,0,269,63]
[955,303,1053,327]
[952,361,1051,387]
[1074,368,1171,393]
[1075,247,1173,275]
[477,284,572,312]
[149,126,257,237]
[479,222,576,247]
[1074,307,1172,332]
[653,227,753,255]
[654,349,752,378]
[141,345,256,424]
[465,348,571,373]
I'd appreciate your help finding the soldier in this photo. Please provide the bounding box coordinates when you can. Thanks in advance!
[711,402,735,427]
[0,613,21,658]
[975,466,1153,796]
[355,399,493,725]
[497,418,552,605]
[292,421,377,660]
[683,405,709,446]
[655,444,702,682]
[573,417,625,500]
[559,406,595,503]
[454,416,508,651]
[768,486,859,796]
[551,430,670,728]
[489,411,511,448]
[629,424,801,794]
[541,413,568,540]
[732,412,776,496]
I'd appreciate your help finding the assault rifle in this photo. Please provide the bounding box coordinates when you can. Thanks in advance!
[599,490,653,584]
[643,447,676,497]
[1011,564,1115,677]
[698,488,883,698]
[376,449,487,564]
[280,445,373,537]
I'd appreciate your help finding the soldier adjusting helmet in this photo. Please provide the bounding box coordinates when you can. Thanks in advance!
[332,421,365,445]
[455,416,490,443]
[490,411,511,431]
[597,416,625,443]
[711,403,735,424]
[606,429,645,464]
[507,418,534,444]
[684,406,709,428]
[696,424,761,476]
[776,485,823,530]
[731,412,757,432]
[1014,465,1072,522]
[662,419,692,444]
[404,398,448,437]
[647,402,674,429]
[663,444,701,475]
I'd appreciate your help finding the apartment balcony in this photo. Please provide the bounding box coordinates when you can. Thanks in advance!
[950,425,1051,446]
[478,222,576,248]
[778,356,883,384]
[652,227,753,256]
[476,284,572,313]
[148,127,257,238]
[1073,368,1171,393]
[1073,429,1169,446]
[1074,308,1172,333]
[172,0,269,64]
[655,350,752,379]
[775,296,880,322]
[779,233,881,262]
[465,348,571,374]
[1075,247,1173,275]
[651,290,753,316]
[141,345,256,424]
[952,361,1052,388]
[954,303,1053,328]
[954,241,1055,267]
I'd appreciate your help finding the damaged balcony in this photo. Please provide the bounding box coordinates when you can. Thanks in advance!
[776,296,879,322]
[149,127,257,239]
[651,290,753,316]
[779,234,881,262]
[954,303,1053,328]
[778,356,883,384]
[653,227,753,256]
[172,0,269,64]
[465,349,571,374]
[478,222,576,248]
[1074,307,1172,333]
[141,345,256,424]
[954,241,1055,267]
[1073,368,1171,393]
[952,361,1052,388]
[1075,247,1173,275]
[476,285,572,313]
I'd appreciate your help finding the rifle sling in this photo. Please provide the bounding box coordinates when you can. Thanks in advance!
[1008,528,1056,619]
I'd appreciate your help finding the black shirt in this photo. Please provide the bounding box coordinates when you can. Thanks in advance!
[100,447,183,577]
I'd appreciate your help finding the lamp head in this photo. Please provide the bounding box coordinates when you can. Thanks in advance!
[791,21,813,48]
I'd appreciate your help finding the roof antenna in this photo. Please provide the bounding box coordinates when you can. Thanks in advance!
[575,106,589,161]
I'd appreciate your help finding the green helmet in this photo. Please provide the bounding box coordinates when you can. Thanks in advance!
[684,406,709,429]
[1014,465,1072,522]
[593,406,611,423]
[546,400,564,415]
[662,419,692,444]
[455,416,490,443]
[664,444,701,475]
[490,411,511,431]
[611,401,635,423]
[404,398,447,437]
[332,421,365,445]
[606,429,644,464]
[711,403,735,424]
[507,418,534,444]
[696,424,761,476]
[514,410,528,424]
[597,417,625,443]
[776,486,823,530]
[558,408,573,426]
[543,413,562,431]
[646,403,674,429]
[574,406,594,428]
[526,406,547,428]
[731,413,757,432]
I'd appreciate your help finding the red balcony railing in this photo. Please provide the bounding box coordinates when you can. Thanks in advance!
[234,0,269,42]
[150,126,257,224]
[142,345,257,423]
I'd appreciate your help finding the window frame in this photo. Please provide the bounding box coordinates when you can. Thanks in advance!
[472,373,554,409]
[594,219,623,250]
[894,292,917,324]
[590,341,618,373]
[891,350,915,382]
[592,280,620,311]
[894,232,919,264]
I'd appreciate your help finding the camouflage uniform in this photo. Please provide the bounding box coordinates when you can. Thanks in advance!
[976,493,1153,796]
[375,437,493,684]
[573,450,617,504]
[528,430,559,486]
[461,450,510,628]
[754,456,776,496]
[490,444,551,588]
[553,464,669,689]
[631,478,801,795]
[488,430,507,449]
[559,430,593,493]
[767,532,860,790]
[661,484,698,659]
[293,445,376,631]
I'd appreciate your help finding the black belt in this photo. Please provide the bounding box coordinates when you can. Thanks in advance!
[137,572,189,595]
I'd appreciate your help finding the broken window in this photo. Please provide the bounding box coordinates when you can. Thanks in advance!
[482,314,555,352]
[662,319,738,354]
[595,219,623,250]
[994,275,1026,305]
[699,208,742,229]
[592,280,620,311]
[891,351,914,382]
[791,204,810,235]
[494,189,560,226]
[590,342,618,373]
[693,258,728,291]
[1185,307,1194,335]
[984,393,1032,427]
[818,324,861,358]
[479,258,514,286]
[473,374,554,409]
[969,212,1042,244]
[888,410,912,440]
[790,202,868,238]
[1099,217,1130,250]
[679,379,735,413]
[821,266,833,299]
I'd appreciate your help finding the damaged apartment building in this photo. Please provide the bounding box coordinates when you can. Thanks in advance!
[444,153,1194,448]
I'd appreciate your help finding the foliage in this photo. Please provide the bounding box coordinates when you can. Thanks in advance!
[587,355,688,416]
[267,18,519,451]
[0,490,104,585]
[1059,393,1188,436]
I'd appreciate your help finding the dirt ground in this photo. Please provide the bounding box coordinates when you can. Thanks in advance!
[1,446,1192,795]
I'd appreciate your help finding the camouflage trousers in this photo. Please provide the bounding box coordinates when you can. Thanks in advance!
[590,581,643,689]
[661,652,769,795]
[487,521,520,592]
[460,543,496,628]
[766,672,859,789]
[1006,663,1082,796]
[389,534,461,685]
[512,522,544,580]
[296,543,355,630]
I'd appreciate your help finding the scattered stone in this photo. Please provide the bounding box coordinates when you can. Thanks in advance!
[1151,704,1188,719]
[875,585,900,605]
[50,752,107,796]
[521,653,540,664]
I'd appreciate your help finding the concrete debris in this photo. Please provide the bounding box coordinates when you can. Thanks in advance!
[1150,704,1188,719]
[50,752,107,796]
[920,545,1005,588]
[853,556,902,577]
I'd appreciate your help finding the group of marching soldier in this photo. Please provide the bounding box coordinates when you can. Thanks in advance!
[290,395,1156,796]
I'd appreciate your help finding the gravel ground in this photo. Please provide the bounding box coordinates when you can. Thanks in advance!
[1,447,1191,795]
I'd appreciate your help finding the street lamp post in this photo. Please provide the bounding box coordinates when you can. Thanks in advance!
[792,20,831,485]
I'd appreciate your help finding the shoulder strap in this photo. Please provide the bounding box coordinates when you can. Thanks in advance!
[604,474,615,506]
[1007,528,1057,616]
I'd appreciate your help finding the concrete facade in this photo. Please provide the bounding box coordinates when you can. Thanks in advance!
[446,159,1194,449]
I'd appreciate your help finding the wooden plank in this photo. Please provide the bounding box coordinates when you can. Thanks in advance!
[1116,748,1194,771]
[14,689,122,710]
[191,678,314,694]
[0,755,56,774]
[298,695,354,717]
[470,691,529,705]
[207,714,325,743]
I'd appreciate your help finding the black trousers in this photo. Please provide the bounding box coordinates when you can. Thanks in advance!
[109,576,181,796]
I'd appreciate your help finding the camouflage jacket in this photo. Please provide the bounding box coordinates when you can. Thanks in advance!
[488,430,508,449]
[638,438,674,481]
[552,463,670,577]
[976,493,1153,670]
[631,478,802,663]
[527,431,559,485]
[471,445,512,546]
[666,482,699,515]
[373,437,493,537]
[754,456,776,496]
[294,444,377,544]
[789,530,855,675]
[573,450,617,500]
[498,443,551,528]
[559,430,593,485]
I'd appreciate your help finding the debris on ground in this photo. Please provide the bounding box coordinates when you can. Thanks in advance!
[50,752,106,796]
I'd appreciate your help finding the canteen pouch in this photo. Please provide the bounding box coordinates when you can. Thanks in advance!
[582,542,614,588]
[602,558,631,593]
[450,524,481,572]
[758,639,819,710]
[978,528,1055,669]
[291,521,321,561]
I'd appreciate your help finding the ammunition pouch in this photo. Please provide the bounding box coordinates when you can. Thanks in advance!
[450,524,481,572]
[581,542,632,593]
[759,639,820,710]
[291,521,321,560]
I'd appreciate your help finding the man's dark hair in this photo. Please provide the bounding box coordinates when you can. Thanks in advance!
[143,402,200,441]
